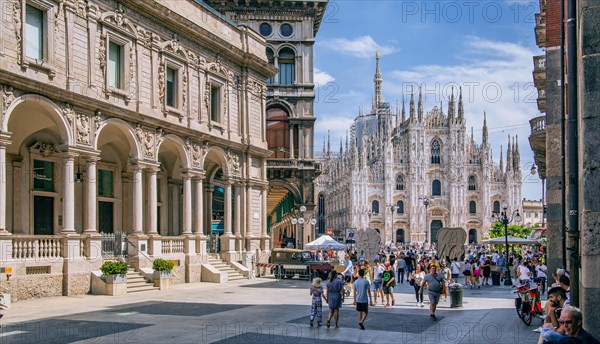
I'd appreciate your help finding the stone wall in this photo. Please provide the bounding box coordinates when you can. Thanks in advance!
[3,275,63,302]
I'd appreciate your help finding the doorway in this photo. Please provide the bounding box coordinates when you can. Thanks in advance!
[98,201,114,234]
[430,220,443,245]
[396,228,405,243]
[34,196,54,235]
[469,229,478,244]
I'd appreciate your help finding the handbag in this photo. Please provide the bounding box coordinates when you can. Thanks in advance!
[409,278,416,286]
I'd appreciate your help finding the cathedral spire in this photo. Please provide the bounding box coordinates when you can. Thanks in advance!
[327,130,331,156]
[458,87,464,122]
[373,52,383,112]
[339,137,343,155]
[410,91,416,122]
[506,136,513,172]
[345,130,349,152]
[418,87,424,122]
[482,111,488,146]
[401,95,406,123]
[471,127,474,141]
[514,136,520,171]
[322,136,326,155]
[448,88,455,120]
[499,145,504,173]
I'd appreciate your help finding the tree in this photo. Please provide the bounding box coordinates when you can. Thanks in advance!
[489,222,533,239]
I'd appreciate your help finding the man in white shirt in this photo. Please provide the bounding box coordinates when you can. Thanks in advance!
[450,257,461,283]
[535,260,548,295]
[518,260,532,285]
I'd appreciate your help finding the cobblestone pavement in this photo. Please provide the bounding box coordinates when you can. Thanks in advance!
[0,277,542,343]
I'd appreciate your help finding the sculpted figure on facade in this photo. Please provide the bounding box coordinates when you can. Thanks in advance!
[158,62,165,112]
[1,85,16,127]
[76,113,90,144]
[13,1,22,64]
[227,149,240,176]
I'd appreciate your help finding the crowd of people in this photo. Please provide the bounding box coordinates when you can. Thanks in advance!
[304,242,599,342]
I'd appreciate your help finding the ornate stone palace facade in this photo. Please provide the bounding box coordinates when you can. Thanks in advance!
[0,0,275,300]
[204,1,327,249]
[317,56,523,245]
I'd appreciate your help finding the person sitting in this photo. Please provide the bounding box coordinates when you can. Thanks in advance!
[539,306,600,343]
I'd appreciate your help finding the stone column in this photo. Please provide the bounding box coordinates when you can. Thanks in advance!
[146,167,158,235]
[61,153,76,234]
[298,126,304,159]
[233,184,241,236]
[182,174,192,235]
[289,126,294,159]
[0,139,9,234]
[83,157,99,234]
[224,181,232,236]
[131,165,143,234]
[193,176,203,235]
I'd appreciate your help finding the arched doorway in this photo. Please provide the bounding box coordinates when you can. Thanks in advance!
[396,229,405,243]
[469,229,477,244]
[430,220,443,245]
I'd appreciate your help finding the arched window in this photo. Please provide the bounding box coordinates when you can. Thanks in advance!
[493,200,500,213]
[266,48,275,84]
[372,200,379,214]
[396,174,404,190]
[266,106,295,158]
[432,179,441,196]
[278,48,295,84]
[468,175,476,190]
[469,229,477,244]
[469,201,477,214]
[431,139,441,164]
[396,200,404,214]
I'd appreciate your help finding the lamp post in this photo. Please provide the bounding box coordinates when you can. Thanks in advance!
[420,196,432,243]
[387,203,398,243]
[490,201,522,286]
[291,205,317,249]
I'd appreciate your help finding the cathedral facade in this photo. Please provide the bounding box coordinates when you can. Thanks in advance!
[317,56,523,245]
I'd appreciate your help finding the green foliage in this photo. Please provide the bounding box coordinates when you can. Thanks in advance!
[152,258,175,272]
[489,222,533,239]
[100,261,128,275]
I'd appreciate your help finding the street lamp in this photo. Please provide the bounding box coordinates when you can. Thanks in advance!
[387,203,398,243]
[420,196,432,243]
[291,205,316,249]
[490,201,522,286]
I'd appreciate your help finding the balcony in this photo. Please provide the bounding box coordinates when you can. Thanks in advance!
[528,115,546,179]
[537,89,546,113]
[533,55,546,89]
[535,13,546,48]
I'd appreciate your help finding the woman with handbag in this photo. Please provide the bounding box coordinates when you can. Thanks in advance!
[411,264,426,307]
[463,260,472,287]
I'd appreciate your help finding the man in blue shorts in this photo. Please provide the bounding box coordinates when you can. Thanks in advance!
[372,260,384,305]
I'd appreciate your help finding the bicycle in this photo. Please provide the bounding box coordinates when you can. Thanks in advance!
[513,282,543,326]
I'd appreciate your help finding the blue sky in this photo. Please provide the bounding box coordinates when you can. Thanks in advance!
[312,0,544,201]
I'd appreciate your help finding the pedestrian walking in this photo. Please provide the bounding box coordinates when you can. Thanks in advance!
[309,277,327,327]
[382,262,396,307]
[450,257,461,283]
[353,269,373,330]
[397,254,406,284]
[325,270,344,329]
[440,262,451,302]
[411,264,425,307]
[372,260,385,305]
[420,265,445,320]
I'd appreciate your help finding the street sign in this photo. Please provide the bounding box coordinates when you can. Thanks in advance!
[325,229,333,235]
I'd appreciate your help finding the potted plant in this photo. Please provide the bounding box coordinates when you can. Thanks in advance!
[152,259,174,289]
[100,261,128,284]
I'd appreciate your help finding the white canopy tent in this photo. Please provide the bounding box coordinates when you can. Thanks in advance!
[304,235,346,251]
[482,236,541,245]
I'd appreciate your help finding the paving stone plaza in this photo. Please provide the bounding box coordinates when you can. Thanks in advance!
[1,277,540,344]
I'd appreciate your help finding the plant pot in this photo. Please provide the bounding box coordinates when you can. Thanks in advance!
[105,274,127,284]
[153,271,172,290]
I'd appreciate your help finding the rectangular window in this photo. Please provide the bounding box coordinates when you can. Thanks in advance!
[108,42,122,89]
[25,5,44,60]
[278,62,294,84]
[98,169,114,197]
[33,160,54,192]
[210,86,220,122]
[166,66,176,107]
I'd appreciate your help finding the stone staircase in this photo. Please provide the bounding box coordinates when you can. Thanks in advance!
[208,257,246,282]
[126,267,159,293]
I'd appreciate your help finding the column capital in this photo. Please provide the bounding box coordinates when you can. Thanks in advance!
[0,132,12,147]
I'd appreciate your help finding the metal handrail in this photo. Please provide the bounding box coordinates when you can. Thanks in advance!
[124,237,154,265]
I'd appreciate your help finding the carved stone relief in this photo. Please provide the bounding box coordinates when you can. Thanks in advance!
[185,138,207,168]
[227,149,240,175]
[182,69,188,107]
[13,1,22,64]
[93,111,104,134]
[158,61,165,113]
[31,141,56,157]
[63,103,75,130]
[0,85,16,130]
[76,113,90,144]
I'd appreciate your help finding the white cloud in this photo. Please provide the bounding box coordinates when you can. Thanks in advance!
[314,68,335,86]
[318,36,399,58]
